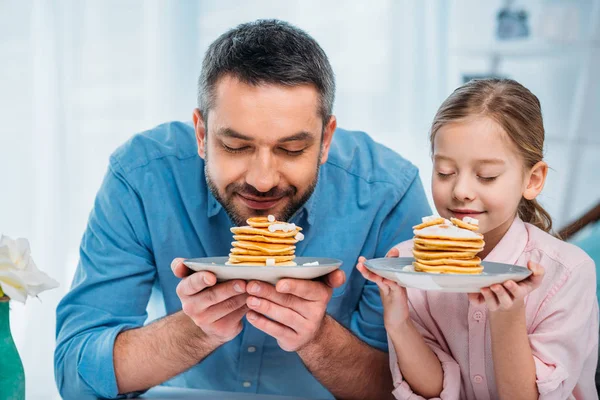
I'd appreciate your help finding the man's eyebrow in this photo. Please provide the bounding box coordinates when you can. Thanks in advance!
[215,128,316,143]
[215,127,253,141]
[278,131,315,143]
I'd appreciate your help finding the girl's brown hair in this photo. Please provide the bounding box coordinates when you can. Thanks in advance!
[430,78,553,233]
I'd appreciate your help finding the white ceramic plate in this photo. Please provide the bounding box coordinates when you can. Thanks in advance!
[184,257,342,285]
[364,257,532,293]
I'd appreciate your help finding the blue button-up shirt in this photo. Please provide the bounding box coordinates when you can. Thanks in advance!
[54,122,431,399]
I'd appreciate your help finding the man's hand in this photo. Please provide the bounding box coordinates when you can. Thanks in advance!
[172,258,249,345]
[245,269,345,351]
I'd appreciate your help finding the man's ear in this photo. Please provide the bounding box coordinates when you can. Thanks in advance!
[523,161,548,200]
[319,115,337,165]
[193,108,207,159]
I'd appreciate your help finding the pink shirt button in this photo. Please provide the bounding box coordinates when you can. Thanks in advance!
[473,311,484,321]
[473,375,483,384]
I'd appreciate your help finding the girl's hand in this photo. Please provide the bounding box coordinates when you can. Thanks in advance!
[468,261,545,313]
[356,247,410,329]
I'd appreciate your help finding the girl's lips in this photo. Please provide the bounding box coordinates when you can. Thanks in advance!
[237,194,283,210]
[450,210,485,220]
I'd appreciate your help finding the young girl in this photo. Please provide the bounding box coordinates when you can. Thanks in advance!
[357,79,598,399]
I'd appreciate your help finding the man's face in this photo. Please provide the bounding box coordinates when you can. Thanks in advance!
[193,76,336,226]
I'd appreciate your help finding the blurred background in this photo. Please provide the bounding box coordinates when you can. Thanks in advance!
[1,0,599,397]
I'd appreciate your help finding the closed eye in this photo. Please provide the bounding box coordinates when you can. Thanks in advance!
[279,148,306,156]
[478,176,498,182]
[437,172,454,179]
[222,143,251,153]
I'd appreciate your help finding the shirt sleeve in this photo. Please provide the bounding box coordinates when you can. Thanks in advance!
[528,258,599,399]
[54,158,156,399]
[350,176,431,350]
[385,285,461,400]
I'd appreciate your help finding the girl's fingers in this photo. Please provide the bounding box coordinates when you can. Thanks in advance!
[490,284,514,309]
[386,247,400,258]
[481,287,499,311]
[503,280,523,299]
[468,292,485,305]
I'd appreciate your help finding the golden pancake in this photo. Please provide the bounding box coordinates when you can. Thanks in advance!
[414,256,482,267]
[228,254,296,263]
[229,248,295,256]
[413,242,484,252]
[232,234,298,244]
[413,261,484,274]
[232,241,296,253]
[414,237,485,249]
[231,226,299,238]
[246,217,274,228]
[412,249,479,260]
[412,217,446,230]
[450,217,479,231]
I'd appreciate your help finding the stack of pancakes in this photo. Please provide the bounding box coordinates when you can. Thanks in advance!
[227,216,304,266]
[412,216,484,274]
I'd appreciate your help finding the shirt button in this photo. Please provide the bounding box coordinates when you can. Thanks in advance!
[243,381,252,388]
[473,375,483,384]
[473,311,484,321]
[247,346,256,353]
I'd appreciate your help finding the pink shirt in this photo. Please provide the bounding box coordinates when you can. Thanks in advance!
[389,217,599,400]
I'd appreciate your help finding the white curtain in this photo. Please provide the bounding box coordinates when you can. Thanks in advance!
[0,1,447,397]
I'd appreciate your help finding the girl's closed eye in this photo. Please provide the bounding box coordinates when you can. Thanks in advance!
[436,171,455,179]
[478,175,498,182]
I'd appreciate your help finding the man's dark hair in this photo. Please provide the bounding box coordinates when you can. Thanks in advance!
[198,19,335,124]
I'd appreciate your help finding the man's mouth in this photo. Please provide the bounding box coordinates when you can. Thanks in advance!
[237,193,285,210]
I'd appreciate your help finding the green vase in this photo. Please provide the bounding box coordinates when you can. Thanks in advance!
[0,297,25,400]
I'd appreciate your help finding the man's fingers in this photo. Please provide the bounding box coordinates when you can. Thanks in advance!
[247,296,306,332]
[176,272,217,297]
[322,269,345,289]
[196,279,246,305]
[275,278,331,302]
[246,310,295,346]
[205,294,249,324]
[171,258,194,278]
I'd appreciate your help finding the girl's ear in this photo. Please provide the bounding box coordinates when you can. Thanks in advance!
[523,161,548,200]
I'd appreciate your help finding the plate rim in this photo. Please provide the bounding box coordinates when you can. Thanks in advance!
[184,256,343,269]
[364,256,532,278]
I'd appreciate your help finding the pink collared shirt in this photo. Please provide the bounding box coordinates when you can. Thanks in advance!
[389,217,599,400]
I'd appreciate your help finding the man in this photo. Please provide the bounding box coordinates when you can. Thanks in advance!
[55,19,430,400]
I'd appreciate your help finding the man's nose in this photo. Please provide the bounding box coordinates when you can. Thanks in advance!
[245,149,280,193]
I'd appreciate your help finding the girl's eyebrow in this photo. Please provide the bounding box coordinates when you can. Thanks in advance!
[475,158,506,165]
[434,155,505,165]
[433,154,454,162]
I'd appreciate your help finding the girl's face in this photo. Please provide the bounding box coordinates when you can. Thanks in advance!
[432,117,545,246]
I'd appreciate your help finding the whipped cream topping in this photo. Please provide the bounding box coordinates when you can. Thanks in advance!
[414,223,482,239]
[463,216,479,225]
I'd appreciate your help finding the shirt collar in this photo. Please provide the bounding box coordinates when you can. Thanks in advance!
[484,216,528,265]
[207,188,223,218]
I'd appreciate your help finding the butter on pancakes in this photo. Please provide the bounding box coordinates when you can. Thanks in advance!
[227,215,304,266]
[412,216,484,274]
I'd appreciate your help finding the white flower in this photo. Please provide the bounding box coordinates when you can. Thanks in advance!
[0,235,59,303]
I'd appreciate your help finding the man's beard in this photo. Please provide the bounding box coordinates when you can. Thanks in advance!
[205,164,320,226]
